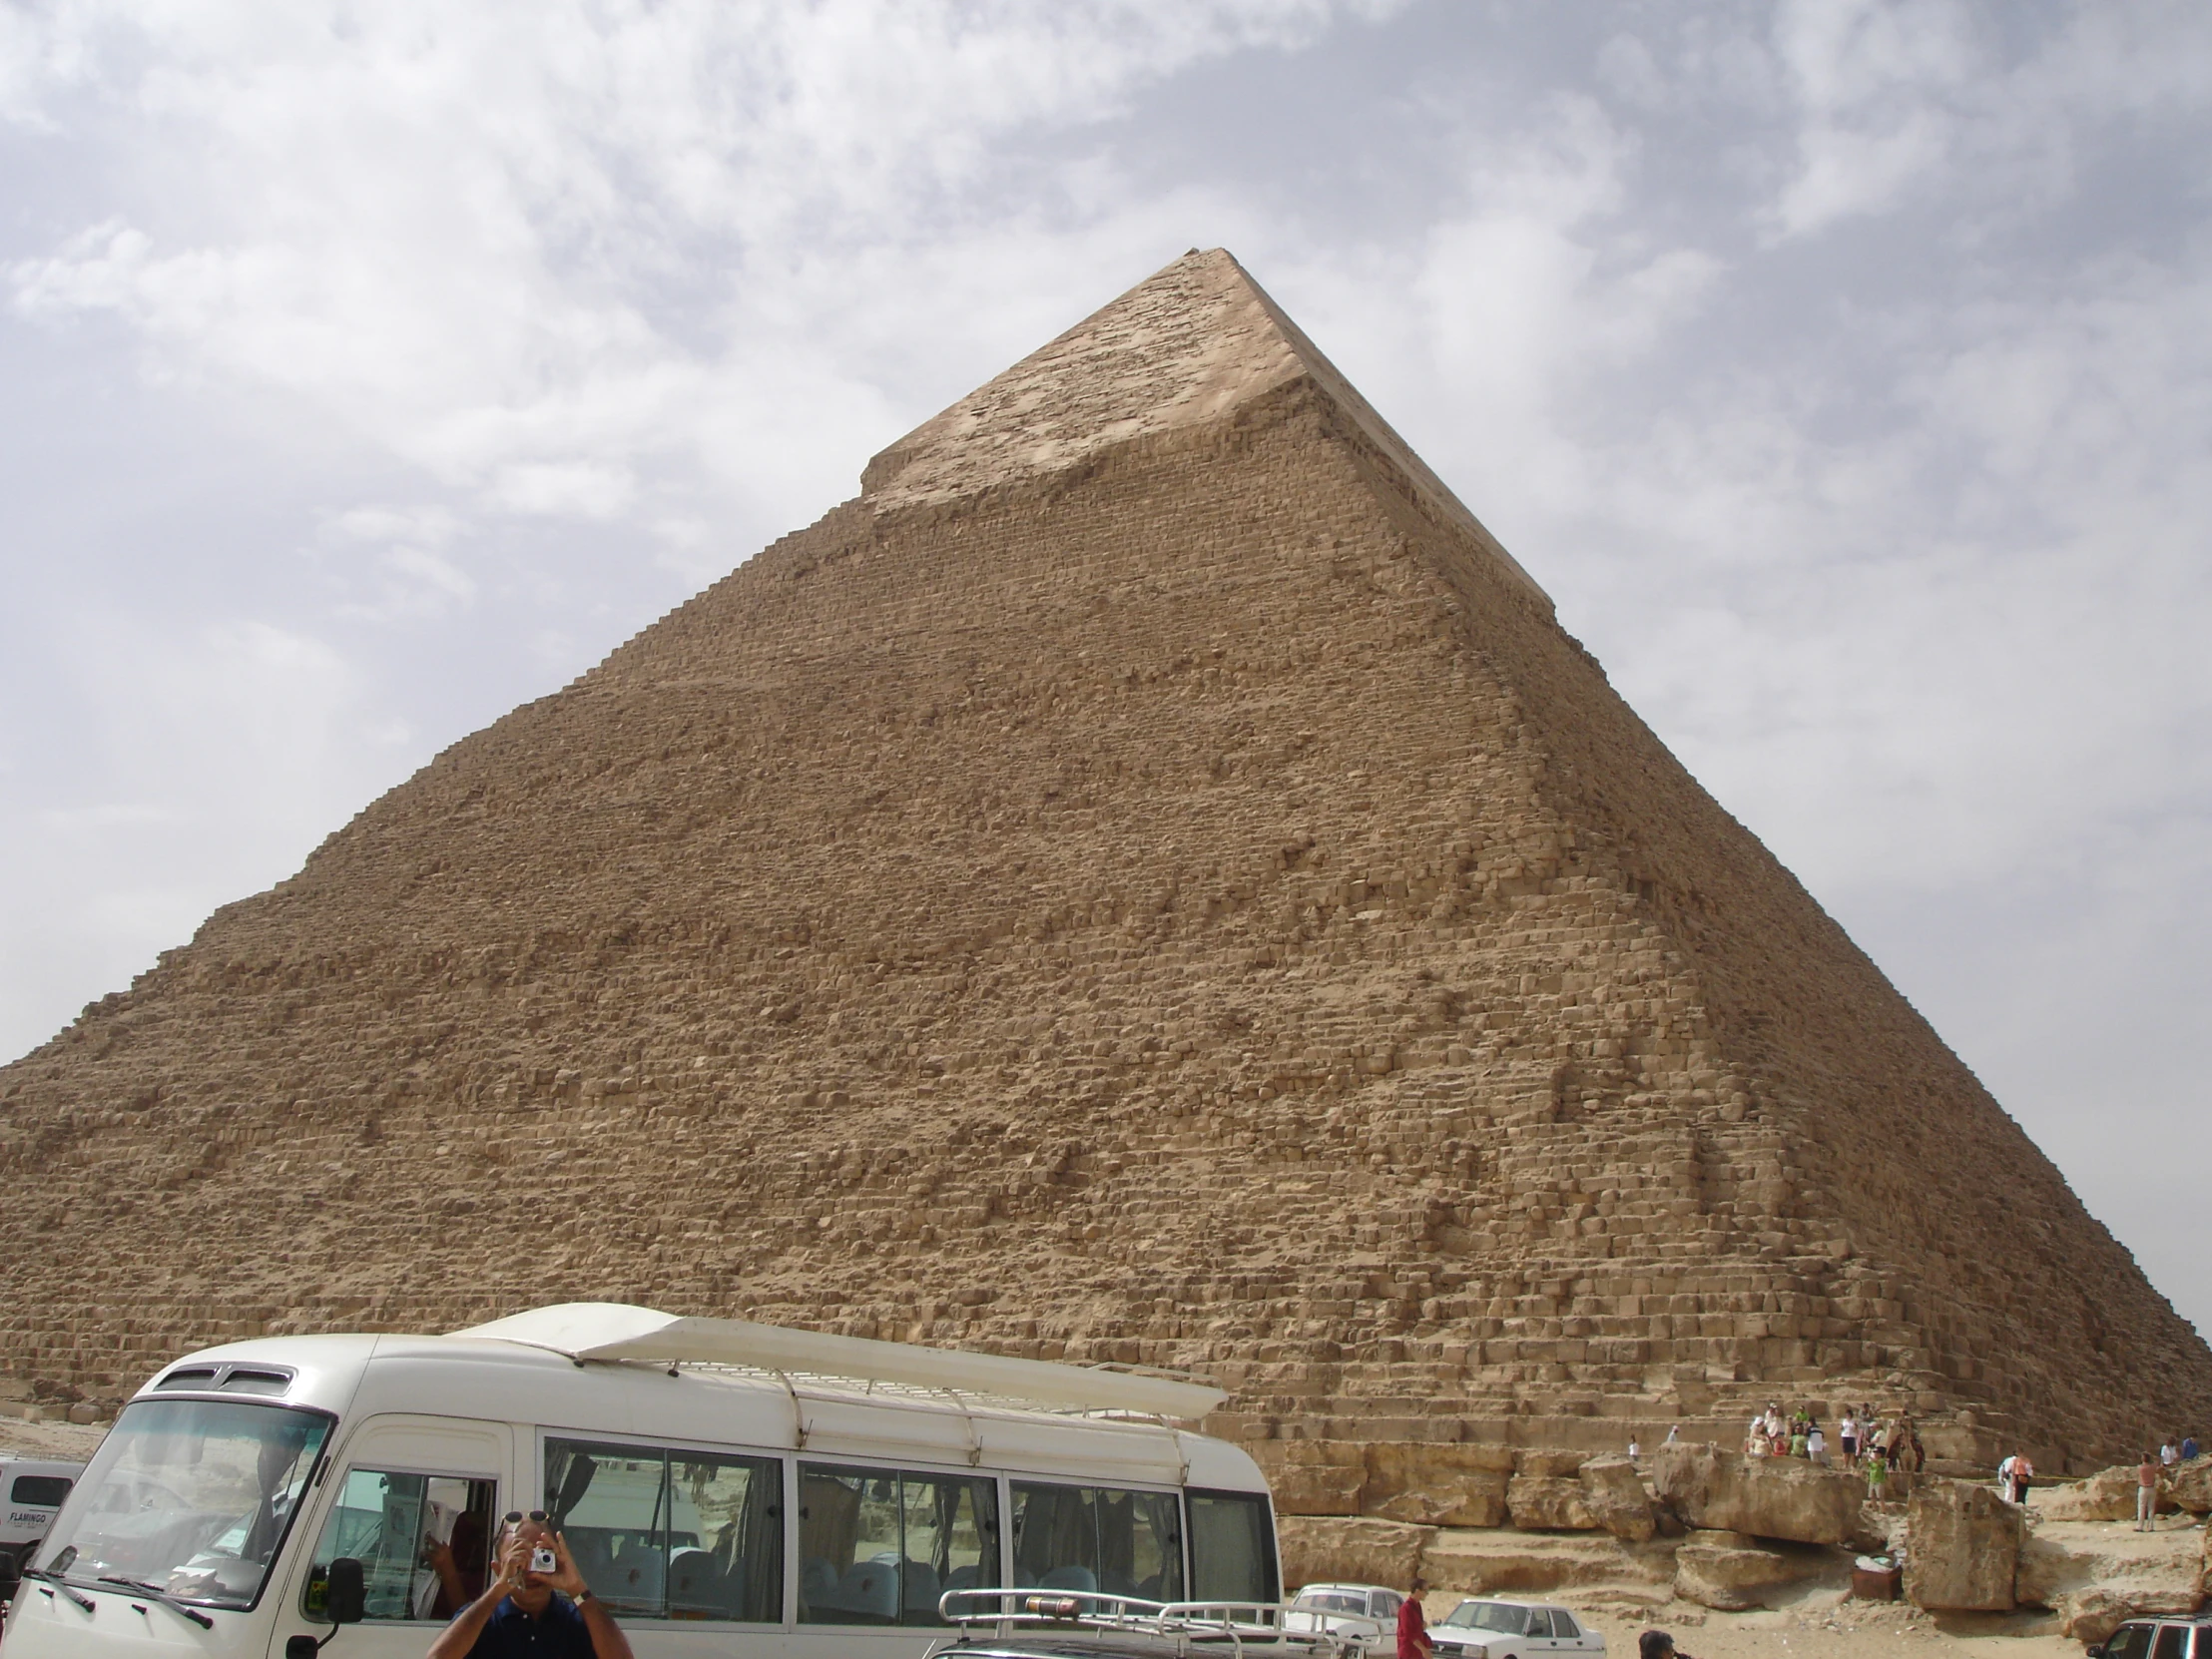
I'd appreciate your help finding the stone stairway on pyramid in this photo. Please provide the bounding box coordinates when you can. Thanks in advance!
[3,250,2206,1494]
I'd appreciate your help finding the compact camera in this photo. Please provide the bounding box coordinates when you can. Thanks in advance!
[530,1546,558,1575]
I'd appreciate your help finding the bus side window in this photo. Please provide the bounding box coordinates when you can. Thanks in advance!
[301,1471,495,1622]
[1187,1488,1277,1605]
[797,1462,998,1626]
[1008,1481,1182,1603]
[546,1437,782,1623]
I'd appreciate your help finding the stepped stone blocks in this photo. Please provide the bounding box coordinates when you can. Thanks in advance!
[2,249,2208,1481]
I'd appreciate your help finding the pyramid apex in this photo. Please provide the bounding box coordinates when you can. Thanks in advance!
[860,248,1549,608]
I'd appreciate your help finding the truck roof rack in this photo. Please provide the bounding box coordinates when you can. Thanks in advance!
[450,1302,1227,1419]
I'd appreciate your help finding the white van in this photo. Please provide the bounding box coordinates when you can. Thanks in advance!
[0,1302,1287,1658]
[0,1459,83,1598]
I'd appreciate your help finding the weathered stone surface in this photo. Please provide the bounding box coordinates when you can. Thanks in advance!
[0,247,2209,1472]
[1515,1449,1589,1479]
[2166,1455,2212,1514]
[2014,1531,2086,1609]
[2039,1465,2142,1522]
[1277,1516,1430,1591]
[2056,1584,2204,1646]
[1507,1474,1599,1531]
[1579,1457,1656,1543]
[1674,1532,1807,1611]
[1254,1440,1368,1517]
[1421,1528,1672,1596]
[1905,1480,2020,1611]
[1651,1444,1865,1545]
[1364,1442,1513,1528]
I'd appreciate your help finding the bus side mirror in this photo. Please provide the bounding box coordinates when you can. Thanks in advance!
[325,1557,366,1623]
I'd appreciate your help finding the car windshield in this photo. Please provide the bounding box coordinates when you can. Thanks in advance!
[1296,1592,1369,1614]
[34,1395,332,1609]
[1440,1601,1531,1634]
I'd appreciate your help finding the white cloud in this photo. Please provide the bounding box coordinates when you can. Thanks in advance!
[4,0,1386,535]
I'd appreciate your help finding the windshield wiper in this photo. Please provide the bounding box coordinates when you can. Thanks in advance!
[19,1567,97,1615]
[97,1574,218,1629]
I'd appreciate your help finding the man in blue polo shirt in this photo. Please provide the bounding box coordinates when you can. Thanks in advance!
[427,1509,635,1659]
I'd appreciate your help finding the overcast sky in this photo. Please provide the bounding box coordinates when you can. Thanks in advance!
[5,1,2209,1340]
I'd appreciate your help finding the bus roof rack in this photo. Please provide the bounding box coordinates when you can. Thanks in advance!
[450,1302,1228,1420]
[932,1588,1345,1654]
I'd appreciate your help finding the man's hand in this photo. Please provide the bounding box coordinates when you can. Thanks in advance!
[544,1531,590,1599]
[495,1527,535,1596]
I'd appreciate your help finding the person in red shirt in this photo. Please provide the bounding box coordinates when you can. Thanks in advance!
[1397,1577,1431,1659]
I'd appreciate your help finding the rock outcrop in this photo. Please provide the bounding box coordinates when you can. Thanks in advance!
[1652,1444,1866,1545]
[3,248,2209,1473]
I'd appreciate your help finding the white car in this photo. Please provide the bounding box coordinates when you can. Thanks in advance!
[1428,1597,1607,1659]
[1284,1582,1406,1652]
[0,1459,83,1599]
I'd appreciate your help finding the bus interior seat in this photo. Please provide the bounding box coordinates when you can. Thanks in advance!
[565,1530,614,1586]
[1040,1565,1098,1593]
[667,1547,725,1616]
[943,1564,980,1592]
[608,1546,664,1607]
[832,1560,897,1619]
[900,1559,941,1615]
[801,1557,837,1609]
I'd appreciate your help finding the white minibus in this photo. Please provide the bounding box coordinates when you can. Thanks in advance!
[0,1302,1287,1658]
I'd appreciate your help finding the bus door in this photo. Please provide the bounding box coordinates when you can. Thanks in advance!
[271,1415,512,1659]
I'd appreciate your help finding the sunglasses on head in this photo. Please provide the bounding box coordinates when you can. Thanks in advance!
[503,1510,550,1525]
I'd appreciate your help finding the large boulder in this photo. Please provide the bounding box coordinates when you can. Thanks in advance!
[1276,1516,1430,1591]
[1905,1480,2020,1611]
[1579,1457,1656,1543]
[2166,1456,2212,1515]
[2038,1465,2141,1522]
[1507,1474,1599,1530]
[1650,1443,1865,1545]
[1673,1531,1808,1611]
[1363,1442,1513,1528]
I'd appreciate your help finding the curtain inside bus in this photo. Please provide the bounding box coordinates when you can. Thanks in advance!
[1187,1488,1277,1604]
[544,1437,781,1622]
[1008,1480,1183,1602]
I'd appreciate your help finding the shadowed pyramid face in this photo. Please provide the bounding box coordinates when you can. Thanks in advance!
[2,249,2205,1481]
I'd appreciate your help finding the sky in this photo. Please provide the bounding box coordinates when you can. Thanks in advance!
[3,1,2208,1340]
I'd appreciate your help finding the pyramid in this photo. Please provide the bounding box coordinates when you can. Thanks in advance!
[3,250,2205,1487]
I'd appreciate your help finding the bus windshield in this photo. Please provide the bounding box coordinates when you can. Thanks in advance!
[35,1395,332,1609]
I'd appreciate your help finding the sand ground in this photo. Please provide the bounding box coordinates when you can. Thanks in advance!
[0,1416,107,1463]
